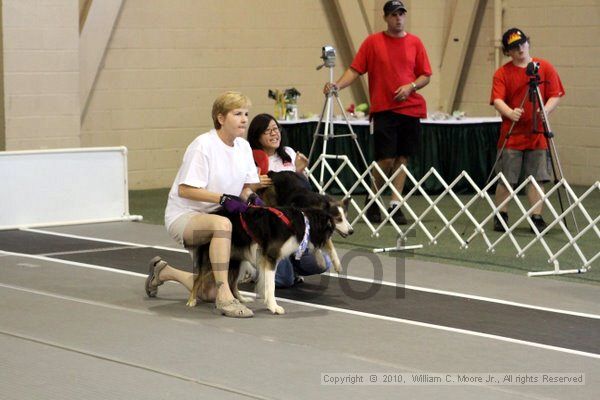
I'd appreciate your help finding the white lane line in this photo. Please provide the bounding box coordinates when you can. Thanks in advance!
[279,297,600,360]
[326,272,600,320]
[40,245,134,257]
[2,249,599,360]
[22,228,188,253]
[19,227,600,320]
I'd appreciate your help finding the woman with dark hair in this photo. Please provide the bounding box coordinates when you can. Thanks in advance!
[247,113,308,175]
[246,113,329,288]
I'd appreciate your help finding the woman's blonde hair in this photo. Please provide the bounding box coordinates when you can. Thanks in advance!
[211,91,252,129]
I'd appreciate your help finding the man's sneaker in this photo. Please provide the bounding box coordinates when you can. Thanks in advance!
[493,211,509,232]
[387,204,408,225]
[364,196,381,223]
[530,214,548,233]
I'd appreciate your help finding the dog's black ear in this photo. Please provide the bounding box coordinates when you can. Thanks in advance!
[343,197,350,212]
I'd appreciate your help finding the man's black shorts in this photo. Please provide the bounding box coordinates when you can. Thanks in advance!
[371,111,421,161]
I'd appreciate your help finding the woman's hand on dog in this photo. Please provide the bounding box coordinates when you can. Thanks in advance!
[219,194,249,214]
[295,152,309,173]
[258,174,273,188]
[247,193,265,207]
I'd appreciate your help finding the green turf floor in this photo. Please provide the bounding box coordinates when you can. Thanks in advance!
[129,186,599,285]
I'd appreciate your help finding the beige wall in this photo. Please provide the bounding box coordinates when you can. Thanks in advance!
[2,0,80,150]
[1,0,598,187]
[81,0,361,188]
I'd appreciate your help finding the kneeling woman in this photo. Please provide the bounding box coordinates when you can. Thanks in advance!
[145,91,264,318]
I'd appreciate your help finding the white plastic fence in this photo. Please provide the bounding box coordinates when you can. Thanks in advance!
[308,154,599,277]
[0,147,142,230]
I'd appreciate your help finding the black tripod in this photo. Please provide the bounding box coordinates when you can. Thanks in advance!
[487,61,579,233]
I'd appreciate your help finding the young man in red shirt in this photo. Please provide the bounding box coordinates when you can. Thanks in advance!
[324,0,432,224]
[490,28,565,232]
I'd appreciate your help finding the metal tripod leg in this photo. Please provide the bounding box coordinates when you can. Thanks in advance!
[308,92,335,187]
[485,92,528,185]
[533,85,580,233]
[461,92,529,240]
[307,92,331,166]
[333,94,371,173]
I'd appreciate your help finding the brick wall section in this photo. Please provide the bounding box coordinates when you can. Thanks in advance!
[81,0,360,188]
[2,0,80,150]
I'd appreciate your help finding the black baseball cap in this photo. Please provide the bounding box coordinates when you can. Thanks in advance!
[502,28,529,51]
[384,0,407,16]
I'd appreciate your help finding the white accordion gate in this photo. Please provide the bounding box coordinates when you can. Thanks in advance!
[307,154,599,277]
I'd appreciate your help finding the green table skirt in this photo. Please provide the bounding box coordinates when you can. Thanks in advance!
[282,120,499,194]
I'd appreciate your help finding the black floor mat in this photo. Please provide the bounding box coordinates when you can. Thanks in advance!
[53,246,192,275]
[0,230,122,255]
[275,275,600,354]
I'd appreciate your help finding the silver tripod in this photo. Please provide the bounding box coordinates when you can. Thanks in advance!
[307,45,372,188]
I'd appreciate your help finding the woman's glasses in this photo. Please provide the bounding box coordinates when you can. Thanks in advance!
[263,126,280,135]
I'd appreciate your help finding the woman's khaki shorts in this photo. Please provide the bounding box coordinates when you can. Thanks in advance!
[167,211,202,246]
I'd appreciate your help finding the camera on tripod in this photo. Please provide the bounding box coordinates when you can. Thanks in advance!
[526,61,540,76]
[320,45,336,68]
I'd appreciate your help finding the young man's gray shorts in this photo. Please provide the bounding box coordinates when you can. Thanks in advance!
[495,148,552,187]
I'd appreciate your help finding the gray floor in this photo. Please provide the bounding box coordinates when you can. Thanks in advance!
[1,221,598,399]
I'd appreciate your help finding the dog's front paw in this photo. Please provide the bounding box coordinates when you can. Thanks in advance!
[333,259,342,273]
[186,297,197,307]
[268,304,285,315]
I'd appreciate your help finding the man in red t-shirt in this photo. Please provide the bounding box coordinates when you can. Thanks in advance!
[324,0,432,224]
[490,27,565,233]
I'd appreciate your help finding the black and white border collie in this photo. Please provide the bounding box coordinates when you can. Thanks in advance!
[188,171,353,315]
[261,170,353,271]
[188,204,352,314]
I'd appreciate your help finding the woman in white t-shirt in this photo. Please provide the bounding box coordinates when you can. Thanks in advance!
[145,92,269,318]
[247,113,330,287]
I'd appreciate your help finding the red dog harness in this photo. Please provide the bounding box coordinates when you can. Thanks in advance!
[239,207,292,245]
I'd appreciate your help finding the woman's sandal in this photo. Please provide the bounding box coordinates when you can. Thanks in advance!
[145,256,168,298]
[215,298,254,318]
